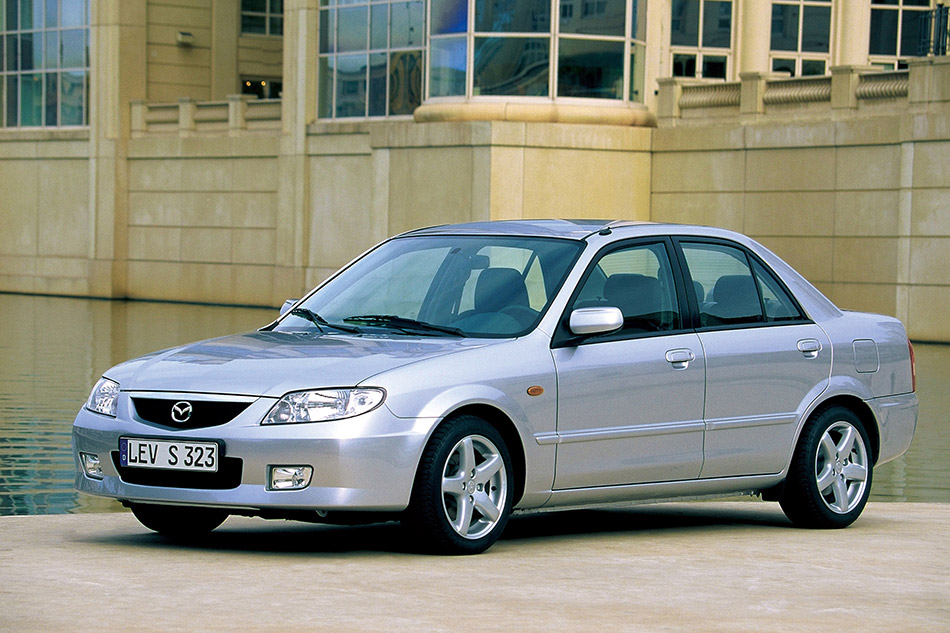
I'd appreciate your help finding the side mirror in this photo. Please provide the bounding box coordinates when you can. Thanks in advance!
[569,307,623,336]
[279,299,298,316]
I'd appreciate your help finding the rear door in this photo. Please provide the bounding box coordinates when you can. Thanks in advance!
[675,239,831,478]
[551,239,705,489]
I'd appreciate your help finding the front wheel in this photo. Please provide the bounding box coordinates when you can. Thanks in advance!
[129,503,228,539]
[405,416,513,555]
[780,406,873,529]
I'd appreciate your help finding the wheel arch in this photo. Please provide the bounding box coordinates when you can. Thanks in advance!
[437,404,528,506]
[805,395,880,464]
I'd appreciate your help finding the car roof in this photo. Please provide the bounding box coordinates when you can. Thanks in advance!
[400,219,659,240]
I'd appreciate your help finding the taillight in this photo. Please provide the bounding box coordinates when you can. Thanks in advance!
[908,339,916,392]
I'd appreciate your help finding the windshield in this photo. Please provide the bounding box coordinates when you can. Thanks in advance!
[275,235,583,337]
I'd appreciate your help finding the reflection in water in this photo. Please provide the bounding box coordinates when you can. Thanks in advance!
[0,293,946,515]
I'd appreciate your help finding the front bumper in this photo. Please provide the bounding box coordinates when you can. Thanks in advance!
[72,396,435,512]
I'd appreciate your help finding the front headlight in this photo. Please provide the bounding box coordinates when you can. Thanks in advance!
[262,388,385,425]
[85,378,120,417]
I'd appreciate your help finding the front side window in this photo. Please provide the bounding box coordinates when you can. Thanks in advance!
[241,0,284,36]
[670,0,732,79]
[1,0,89,128]
[571,242,681,336]
[769,0,831,77]
[319,0,425,118]
[279,235,582,337]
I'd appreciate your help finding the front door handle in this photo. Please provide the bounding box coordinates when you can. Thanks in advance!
[666,349,696,370]
[797,339,821,359]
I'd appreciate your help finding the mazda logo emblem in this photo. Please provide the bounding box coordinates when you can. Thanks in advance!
[170,401,193,423]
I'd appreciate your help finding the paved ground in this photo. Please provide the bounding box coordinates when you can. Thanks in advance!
[1,502,948,632]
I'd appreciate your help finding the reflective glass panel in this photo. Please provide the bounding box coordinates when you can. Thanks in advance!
[629,43,645,102]
[389,49,422,114]
[241,14,265,34]
[6,0,17,32]
[44,0,56,28]
[270,16,282,35]
[320,9,334,53]
[702,0,731,48]
[672,52,696,77]
[20,0,42,30]
[60,27,83,67]
[431,0,466,34]
[801,5,830,52]
[557,38,623,99]
[243,0,267,12]
[5,75,16,126]
[44,28,57,67]
[474,37,548,96]
[5,33,18,71]
[632,0,647,40]
[560,0,623,36]
[871,0,899,5]
[391,1,423,47]
[318,55,333,117]
[671,0,700,46]
[771,57,795,74]
[20,31,40,70]
[869,9,898,55]
[337,6,368,52]
[901,9,926,57]
[371,3,387,49]
[801,58,825,76]
[770,4,799,51]
[20,71,42,126]
[702,54,726,78]
[60,69,82,124]
[369,51,387,116]
[44,71,56,124]
[60,0,82,27]
[478,0,549,33]
[429,36,466,96]
[270,0,283,12]
[335,53,367,117]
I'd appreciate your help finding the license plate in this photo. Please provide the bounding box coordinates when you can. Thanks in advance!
[119,437,218,472]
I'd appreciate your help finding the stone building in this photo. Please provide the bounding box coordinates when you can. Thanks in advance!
[1,0,948,341]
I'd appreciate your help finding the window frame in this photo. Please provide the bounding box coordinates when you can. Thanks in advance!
[868,0,934,69]
[669,0,734,80]
[768,0,832,77]
[240,0,284,37]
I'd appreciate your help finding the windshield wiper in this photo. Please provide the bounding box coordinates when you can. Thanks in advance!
[290,308,361,334]
[342,314,466,337]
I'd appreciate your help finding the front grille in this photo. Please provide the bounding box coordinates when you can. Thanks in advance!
[112,453,243,490]
[131,398,253,430]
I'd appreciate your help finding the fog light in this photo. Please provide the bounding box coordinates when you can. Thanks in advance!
[268,466,313,491]
[80,453,103,480]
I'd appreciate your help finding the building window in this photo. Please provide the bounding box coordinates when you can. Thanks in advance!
[1,0,89,128]
[242,77,282,99]
[241,0,283,36]
[427,0,647,104]
[319,1,425,118]
[670,0,732,79]
[769,0,831,76]
[869,0,932,69]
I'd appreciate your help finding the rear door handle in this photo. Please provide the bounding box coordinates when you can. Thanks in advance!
[797,339,821,359]
[666,349,696,369]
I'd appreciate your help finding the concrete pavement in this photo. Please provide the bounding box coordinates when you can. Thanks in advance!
[1,502,948,632]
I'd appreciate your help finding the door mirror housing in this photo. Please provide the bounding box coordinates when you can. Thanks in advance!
[569,307,624,336]
[279,299,299,316]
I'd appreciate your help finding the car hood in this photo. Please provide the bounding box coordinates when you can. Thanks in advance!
[107,331,490,397]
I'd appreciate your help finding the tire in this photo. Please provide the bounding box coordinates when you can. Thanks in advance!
[779,406,873,529]
[129,503,228,539]
[404,415,514,555]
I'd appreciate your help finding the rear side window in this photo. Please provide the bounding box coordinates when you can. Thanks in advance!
[681,241,804,328]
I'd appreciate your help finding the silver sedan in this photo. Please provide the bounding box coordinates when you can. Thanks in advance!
[73,220,918,554]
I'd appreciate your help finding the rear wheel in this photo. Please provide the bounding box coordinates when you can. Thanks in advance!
[405,416,513,555]
[129,503,228,538]
[780,406,872,528]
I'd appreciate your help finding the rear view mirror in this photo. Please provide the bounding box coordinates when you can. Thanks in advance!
[279,299,298,316]
[569,307,624,336]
